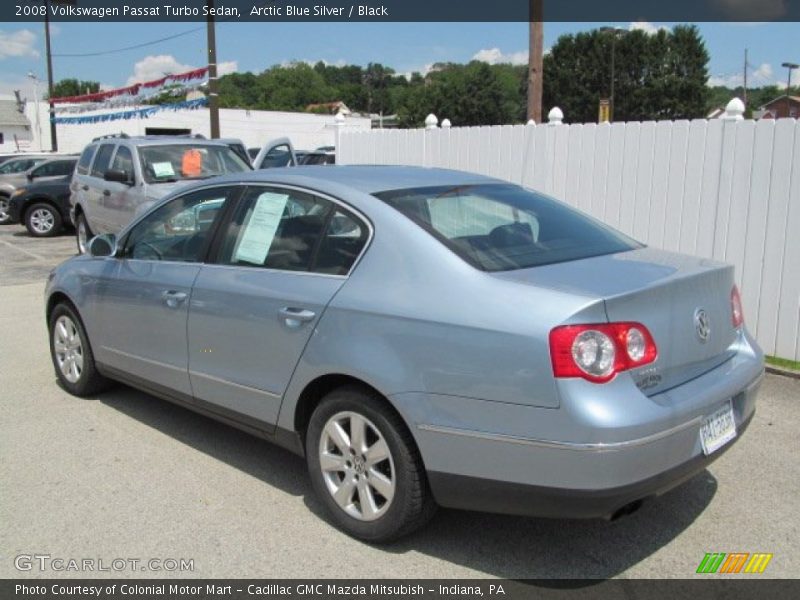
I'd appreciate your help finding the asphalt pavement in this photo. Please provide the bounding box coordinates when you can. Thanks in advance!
[1,222,798,579]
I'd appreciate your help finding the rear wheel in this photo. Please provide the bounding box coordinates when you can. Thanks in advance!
[306,386,436,542]
[49,303,110,396]
[0,195,11,224]
[75,213,92,253]
[25,202,63,237]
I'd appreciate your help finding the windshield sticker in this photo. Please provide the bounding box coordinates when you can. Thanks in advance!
[152,162,176,178]
[233,192,289,265]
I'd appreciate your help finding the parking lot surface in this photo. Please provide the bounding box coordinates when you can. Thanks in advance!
[1,223,798,579]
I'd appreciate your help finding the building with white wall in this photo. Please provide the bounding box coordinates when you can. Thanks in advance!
[0,96,370,155]
[0,100,35,152]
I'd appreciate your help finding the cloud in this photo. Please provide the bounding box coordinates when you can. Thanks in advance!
[217,60,238,76]
[628,21,670,35]
[280,58,347,68]
[707,62,795,89]
[126,54,195,85]
[472,48,529,66]
[0,29,40,60]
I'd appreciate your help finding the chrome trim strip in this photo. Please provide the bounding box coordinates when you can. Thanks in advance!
[100,346,186,373]
[189,370,281,399]
[417,417,704,453]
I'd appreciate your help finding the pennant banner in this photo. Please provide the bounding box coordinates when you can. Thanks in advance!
[54,83,207,114]
[52,97,208,125]
[50,67,209,104]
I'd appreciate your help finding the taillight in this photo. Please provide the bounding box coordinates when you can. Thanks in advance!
[731,285,744,328]
[549,322,658,383]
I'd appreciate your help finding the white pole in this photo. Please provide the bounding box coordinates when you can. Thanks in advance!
[28,72,43,151]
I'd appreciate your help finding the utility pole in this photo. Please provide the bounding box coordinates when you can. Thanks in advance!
[743,48,748,109]
[527,0,544,123]
[600,27,626,122]
[781,62,798,118]
[44,0,58,151]
[206,0,220,138]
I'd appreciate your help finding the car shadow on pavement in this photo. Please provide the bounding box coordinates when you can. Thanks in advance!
[97,383,717,580]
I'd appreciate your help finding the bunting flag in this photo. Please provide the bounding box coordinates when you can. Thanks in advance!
[54,83,207,114]
[52,97,208,125]
[50,67,209,104]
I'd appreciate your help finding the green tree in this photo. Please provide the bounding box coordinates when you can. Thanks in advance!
[49,78,100,99]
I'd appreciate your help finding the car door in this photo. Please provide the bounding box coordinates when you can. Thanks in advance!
[91,185,240,397]
[187,185,370,426]
[251,138,297,170]
[102,145,140,230]
[84,143,117,233]
[71,144,97,221]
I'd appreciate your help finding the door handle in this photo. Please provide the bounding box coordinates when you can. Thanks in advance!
[279,307,316,328]
[161,290,188,308]
[82,185,89,191]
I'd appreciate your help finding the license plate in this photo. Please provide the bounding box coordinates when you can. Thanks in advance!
[700,401,737,455]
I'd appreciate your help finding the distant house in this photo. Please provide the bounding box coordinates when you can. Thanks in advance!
[0,99,33,151]
[707,106,727,119]
[305,101,351,116]
[758,95,800,119]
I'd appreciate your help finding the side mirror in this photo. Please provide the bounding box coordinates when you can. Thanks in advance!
[104,169,133,185]
[88,234,117,258]
[27,172,35,181]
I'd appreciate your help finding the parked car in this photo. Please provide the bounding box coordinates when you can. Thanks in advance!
[69,134,253,253]
[0,156,76,224]
[45,166,763,542]
[299,150,335,166]
[251,137,298,169]
[6,175,72,237]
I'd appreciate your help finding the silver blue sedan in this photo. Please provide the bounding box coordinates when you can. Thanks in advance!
[45,166,764,541]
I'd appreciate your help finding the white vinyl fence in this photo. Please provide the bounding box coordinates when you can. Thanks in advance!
[337,108,800,361]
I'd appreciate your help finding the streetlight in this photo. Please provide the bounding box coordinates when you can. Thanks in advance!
[600,27,626,122]
[781,62,798,118]
[27,72,43,151]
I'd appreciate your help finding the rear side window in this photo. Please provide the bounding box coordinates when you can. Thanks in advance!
[90,144,115,178]
[33,160,76,177]
[111,146,133,177]
[374,184,640,272]
[216,187,367,275]
[77,145,97,175]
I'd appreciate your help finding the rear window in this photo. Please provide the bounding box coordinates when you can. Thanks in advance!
[374,184,640,271]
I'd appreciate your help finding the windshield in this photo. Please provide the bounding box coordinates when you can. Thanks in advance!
[374,183,640,272]
[138,144,250,184]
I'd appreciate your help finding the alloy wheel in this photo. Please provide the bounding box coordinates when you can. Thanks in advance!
[30,208,55,234]
[53,315,84,383]
[318,411,396,521]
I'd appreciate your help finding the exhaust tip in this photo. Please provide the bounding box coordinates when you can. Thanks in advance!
[609,499,644,521]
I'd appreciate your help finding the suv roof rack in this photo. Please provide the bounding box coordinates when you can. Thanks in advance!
[92,133,130,142]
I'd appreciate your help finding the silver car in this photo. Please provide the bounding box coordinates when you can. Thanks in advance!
[69,135,252,253]
[45,166,764,541]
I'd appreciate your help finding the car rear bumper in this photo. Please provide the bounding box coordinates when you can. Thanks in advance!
[391,331,764,519]
[6,197,22,223]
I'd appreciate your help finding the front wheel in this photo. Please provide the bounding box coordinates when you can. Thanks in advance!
[0,196,11,224]
[49,303,110,396]
[26,203,63,237]
[75,213,92,254]
[306,386,436,542]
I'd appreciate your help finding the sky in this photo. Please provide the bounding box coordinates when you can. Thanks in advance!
[0,20,798,99]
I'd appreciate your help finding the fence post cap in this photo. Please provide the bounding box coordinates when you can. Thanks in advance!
[548,107,564,124]
[334,111,346,124]
[526,119,536,125]
[441,118,451,128]
[723,98,745,121]
[424,113,438,129]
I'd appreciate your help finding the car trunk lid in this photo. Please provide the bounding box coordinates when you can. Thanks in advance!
[492,247,738,395]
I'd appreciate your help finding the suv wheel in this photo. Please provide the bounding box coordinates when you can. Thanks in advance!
[76,213,93,253]
[49,303,110,396]
[306,386,436,542]
[0,196,11,224]
[26,203,63,237]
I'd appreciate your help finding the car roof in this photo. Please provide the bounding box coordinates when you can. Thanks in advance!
[208,165,504,195]
[91,136,231,148]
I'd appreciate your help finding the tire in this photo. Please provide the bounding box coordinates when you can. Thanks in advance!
[48,302,110,397]
[75,213,92,254]
[0,195,11,225]
[25,202,63,237]
[306,385,436,542]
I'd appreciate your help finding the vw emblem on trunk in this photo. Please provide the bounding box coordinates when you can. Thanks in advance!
[694,308,711,343]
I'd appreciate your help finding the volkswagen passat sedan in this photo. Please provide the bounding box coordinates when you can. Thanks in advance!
[45,166,764,541]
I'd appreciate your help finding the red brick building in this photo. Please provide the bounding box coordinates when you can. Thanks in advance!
[759,95,800,119]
